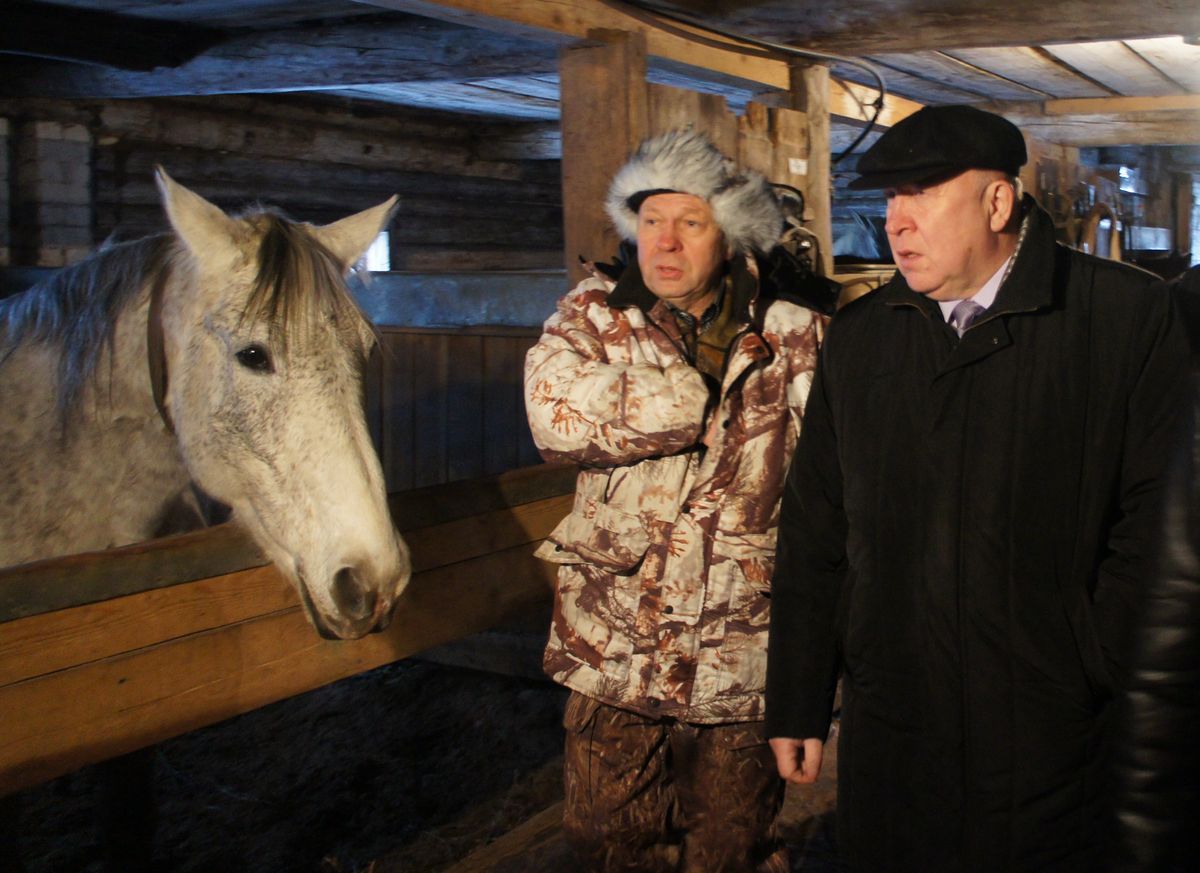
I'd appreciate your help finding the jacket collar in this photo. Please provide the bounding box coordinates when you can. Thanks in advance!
[882,195,1057,319]
[608,254,759,324]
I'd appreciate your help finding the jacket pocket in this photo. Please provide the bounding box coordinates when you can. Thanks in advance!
[703,531,777,698]
[537,495,651,572]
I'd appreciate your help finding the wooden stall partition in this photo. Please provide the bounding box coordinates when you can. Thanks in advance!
[0,464,575,798]
[369,325,544,493]
[559,31,828,282]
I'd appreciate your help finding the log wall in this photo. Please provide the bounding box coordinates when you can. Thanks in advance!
[0,94,564,271]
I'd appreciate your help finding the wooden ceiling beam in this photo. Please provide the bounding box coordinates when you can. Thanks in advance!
[354,0,923,124]
[1037,94,1200,116]
[642,0,1200,56]
[989,97,1200,147]
[0,15,558,100]
[1,0,223,71]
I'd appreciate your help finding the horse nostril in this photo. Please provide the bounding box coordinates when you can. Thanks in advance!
[332,567,377,622]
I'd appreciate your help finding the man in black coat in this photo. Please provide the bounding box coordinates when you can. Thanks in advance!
[765,105,1189,872]
[1108,264,1200,873]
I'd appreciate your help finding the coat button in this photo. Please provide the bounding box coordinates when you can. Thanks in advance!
[722,419,731,428]
[554,544,563,551]
[681,505,691,514]
[663,605,674,614]
[648,698,660,708]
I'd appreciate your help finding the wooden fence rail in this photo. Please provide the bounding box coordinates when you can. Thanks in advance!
[0,463,575,798]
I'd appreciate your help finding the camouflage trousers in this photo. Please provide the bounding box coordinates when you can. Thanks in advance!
[561,691,789,873]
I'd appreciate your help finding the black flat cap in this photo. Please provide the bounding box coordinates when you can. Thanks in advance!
[849,105,1027,190]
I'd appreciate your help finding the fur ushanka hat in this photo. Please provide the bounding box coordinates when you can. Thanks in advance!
[605,130,783,255]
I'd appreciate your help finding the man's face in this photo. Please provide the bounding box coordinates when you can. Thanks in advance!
[636,193,730,315]
[884,169,1014,301]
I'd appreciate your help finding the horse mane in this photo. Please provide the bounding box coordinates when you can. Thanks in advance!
[0,234,174,423]
[241,210,370,351]
[0,208,370,428]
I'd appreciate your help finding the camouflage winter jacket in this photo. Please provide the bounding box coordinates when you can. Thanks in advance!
[524,256,824,723]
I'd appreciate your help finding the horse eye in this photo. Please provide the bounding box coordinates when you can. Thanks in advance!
[235,343,274,373]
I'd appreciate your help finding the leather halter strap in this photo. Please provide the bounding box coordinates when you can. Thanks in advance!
[146,268,175,434]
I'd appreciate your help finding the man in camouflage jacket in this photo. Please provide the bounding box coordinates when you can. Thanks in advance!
[524,131,824,872]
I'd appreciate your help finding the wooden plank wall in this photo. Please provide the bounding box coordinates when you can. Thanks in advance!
[366,326,544,493]
[0,94,564,272]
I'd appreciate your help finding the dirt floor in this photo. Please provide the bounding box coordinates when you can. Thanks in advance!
[7,650,838,873]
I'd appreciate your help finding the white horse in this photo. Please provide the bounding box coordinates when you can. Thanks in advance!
[0,169,410,640]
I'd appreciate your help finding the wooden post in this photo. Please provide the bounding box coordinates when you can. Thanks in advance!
[559,30,648,284]
[1175,172,1194,259]
[792,63,834,277]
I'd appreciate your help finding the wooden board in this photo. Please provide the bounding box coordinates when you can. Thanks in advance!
[944,46,1111,99]
[1042,41,1182,97]
[868,51,1051,102]
[371,327,543,492]
[0,465,575,797]
[559,30,649,281]
[1124,37,1200,93]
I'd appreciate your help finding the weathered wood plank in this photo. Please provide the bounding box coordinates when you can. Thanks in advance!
[379,332,415,492]
[0,524,264,624]
[826,75,925,128]
[830,59,977,107]
[1,0,221,71]
[944,46,1112,99]
[0,542,560,797]
[990,100,1200,147]
[1042,41,1183,97]
[0,16,557,100]
[363,0,919,126]
[0,492,571,687]
[797,65,833,276]
[0,463,575,622]
[614,0,1200,55]
[1124,37,1200,93]
[368,0,791,90]
[868,50,1051,102]
[446,334,487,482]
[1037,94,1200,117]
[333,80,561,121]
[482,336,531,476]
[560,30,649,281]
[413,334,451,487]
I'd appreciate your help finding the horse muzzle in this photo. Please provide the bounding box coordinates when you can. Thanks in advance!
[297,563,407,641]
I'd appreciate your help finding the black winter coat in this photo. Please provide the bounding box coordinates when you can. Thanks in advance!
[766,199,1189,873]
[1108,267,1200,873]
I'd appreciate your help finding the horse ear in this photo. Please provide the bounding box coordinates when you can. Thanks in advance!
[312,196,399,270]
[155,166,238,258]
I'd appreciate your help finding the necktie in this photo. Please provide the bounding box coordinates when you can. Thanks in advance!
[948,299,987,337]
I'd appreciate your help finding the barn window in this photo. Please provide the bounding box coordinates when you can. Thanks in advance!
[1192,178,1200,267]
[361,231,391,272]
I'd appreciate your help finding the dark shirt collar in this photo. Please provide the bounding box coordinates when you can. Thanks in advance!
[668,278,726,334]
[608,255,758,324]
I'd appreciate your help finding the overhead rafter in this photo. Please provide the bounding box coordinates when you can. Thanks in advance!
[1,0,223,71]
[641,0,1200,55]
[989,94,1200,147]
[0,15,557,100]
[353,0,924,126]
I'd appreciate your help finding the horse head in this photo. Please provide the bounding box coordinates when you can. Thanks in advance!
[155,169,410,640]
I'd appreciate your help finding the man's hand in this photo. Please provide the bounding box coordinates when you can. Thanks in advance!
[769,737,824,784]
